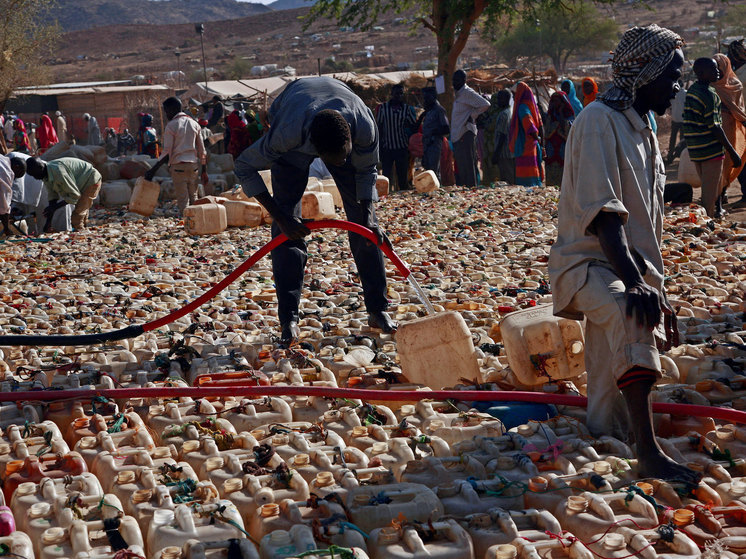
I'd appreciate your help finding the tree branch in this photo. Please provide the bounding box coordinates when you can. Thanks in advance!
[419,16,437,33]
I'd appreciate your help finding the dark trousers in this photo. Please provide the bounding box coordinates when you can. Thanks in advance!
[422,138,442,180]
[380,147,409,190]
[668,120,682,158]
[496,157,516,185]
[453,131,478,187]
[740,165,746,199]
[270,159,388,325]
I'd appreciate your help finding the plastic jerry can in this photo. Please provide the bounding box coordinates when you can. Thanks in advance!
[101,180,132,207]
[318,179,343,207]
[65,411,145,447]
[178,433,260,473]
[24,493,126,557]
[11,474,103,535]
[45,399,119,433]
[509,535,593,558]
[219,469,308,522]
[413,170,439,193]
[376,175,389,198]
[346,483,444,533]
[463,508,562,559]
[589,527,699,559]
[183,203,227,235]
[0,436,70,482]
[259,524,317,559]
[254,427,346,464]
[217,397,293,432]
[0,531,33,559]
[221,185,251,203]
[285,447,368,484]
[367,519,473,559]
[159,539,259,559]
[223,200,263,228]
[425,414,506,445]
[129,177,161,217]
[148,502,245,557]
[39,517,145,559]
[301,191,336,220]
[396,311,480,389]
[205,458,308,502]
[248,497,347,543]
[289,396,336,423]
[74,428,156,470]
[400,455,486,487]
[500,304,585,386]
[4,453,87,503]
[441,477,527,516]
[92,447,181,491]
[0,506,13,537]
[130,481,220,537]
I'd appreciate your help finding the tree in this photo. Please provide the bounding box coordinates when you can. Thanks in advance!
[725,4,746,36]
[490,0,618,72]
[227,56,250,80]
[0,0,60,111]
[305,0,615,110]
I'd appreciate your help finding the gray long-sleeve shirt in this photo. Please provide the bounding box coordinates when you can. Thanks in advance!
[234,77,379,201]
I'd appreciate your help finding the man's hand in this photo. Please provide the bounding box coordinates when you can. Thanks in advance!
[42,201,63,219]
[276,214,311,240]
[201,171,209,187]
[661,297,680,351]
[366,223,392,249]
[730,150,742,169]
[625,281,663,331]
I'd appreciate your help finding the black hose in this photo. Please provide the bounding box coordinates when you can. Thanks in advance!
[0,325,145,347]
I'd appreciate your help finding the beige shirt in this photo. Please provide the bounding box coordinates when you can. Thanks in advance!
[164,113,207,166]
[451,84,490,142]
[548,102,666,319]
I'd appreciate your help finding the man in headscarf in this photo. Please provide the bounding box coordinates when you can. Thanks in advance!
[54,111,67,144]
[83,113,102,146]
[549,25,700,483]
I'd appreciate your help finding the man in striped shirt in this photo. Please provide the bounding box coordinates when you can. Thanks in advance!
[682,57,741,217]
[375,84,417,190]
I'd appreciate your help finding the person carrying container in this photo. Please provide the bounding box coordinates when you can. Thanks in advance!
[25,156,101,232]
[234,76,396,343]
[548,25,700,484]
[145,97,208,215]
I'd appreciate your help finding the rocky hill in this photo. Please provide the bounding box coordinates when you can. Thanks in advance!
[52,0,271,32]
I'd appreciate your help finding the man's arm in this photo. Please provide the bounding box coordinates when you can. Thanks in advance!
[591,211,664,330]
[714,125,742,168]
[145,124,173,180]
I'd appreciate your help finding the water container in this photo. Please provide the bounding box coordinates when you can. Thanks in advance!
[589,526,699,559]
[223,200,263,228]
[184,203,228,235]
[287,447,369,484]
[678,148,701,188]
[65,411,145,447]
[510,535,593,559]
[129,177,161,217]
[437,478,525,516]
[131,481,220,537]
[463,508,562,559]
[11,474,103,536]
[367,519,472,559]
[92,447,182,491]
[162,539,259,559]
[400,455,486,487]
[221,185,252,203]
[74,428,156,470]
[217,397,293,432]
[301,192,336,220]
[101,180,133,207]
[318,179,342,207]
[39,517,145,559]
[376,175,389,198]
[500,304,585,386]
[473,401,557,430]
[253,425,346,464]
[259,524,317,559]
[346,483,443,533]
[178,433,260,473]
[396,311,480,389]
[0,422,69,481]
[4,453,87,503]
[413,170,439,192]
[424,414,505,444]
[248,496,347,543]
[0,531,33,559]
[148,502,245,558]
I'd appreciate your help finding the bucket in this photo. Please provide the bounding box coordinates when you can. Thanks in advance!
[500,304,585,386]
[223,200,263,228]
[413,170,439,192]
[129,177,161,217]
[301,191,337,220]
[183,203,227,235]
[396,311,480,389]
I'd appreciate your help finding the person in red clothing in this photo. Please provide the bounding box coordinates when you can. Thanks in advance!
[37,114,58,152]
[226,102,251,160]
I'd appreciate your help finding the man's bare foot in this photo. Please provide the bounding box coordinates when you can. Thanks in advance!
[637,452,702,484]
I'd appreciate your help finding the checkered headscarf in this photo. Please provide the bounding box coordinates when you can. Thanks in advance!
[729,39,746,67]
[600,25,684,111]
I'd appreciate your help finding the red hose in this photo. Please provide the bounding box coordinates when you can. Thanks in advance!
[9,385,746,425]
[145,219,411,332]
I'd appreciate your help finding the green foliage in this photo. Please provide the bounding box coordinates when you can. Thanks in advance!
[0,0,60,109]
[725,4,746,36]
[323,57,354,72]
[227,56,250,80]
[489,0,618,72]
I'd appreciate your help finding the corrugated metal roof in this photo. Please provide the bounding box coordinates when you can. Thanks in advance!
[12,84,171,97]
